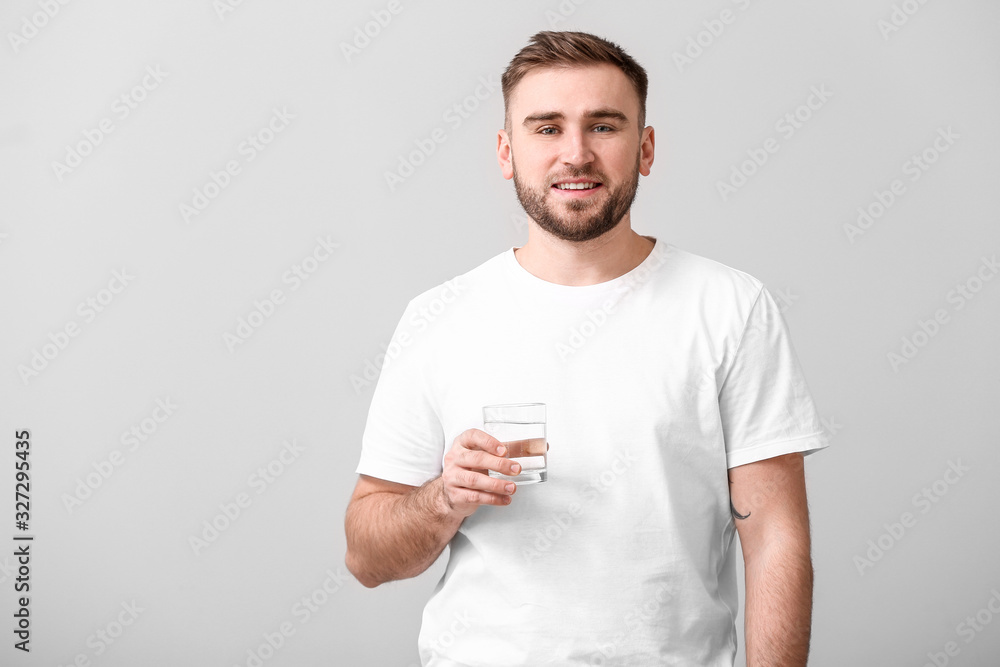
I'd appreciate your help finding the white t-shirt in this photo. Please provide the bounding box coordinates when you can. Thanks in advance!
[356,236,829,666]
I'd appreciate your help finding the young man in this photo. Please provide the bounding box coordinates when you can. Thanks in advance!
[346,30,828,666]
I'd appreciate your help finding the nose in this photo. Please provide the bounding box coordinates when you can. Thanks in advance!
[559,127,596,167]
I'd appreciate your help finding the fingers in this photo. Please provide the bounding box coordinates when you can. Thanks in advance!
[455,486,515,507]
[451,429,521,477]
[461,428,505,455]
[441,471,514,511]
[457,448,522,478]
[457,468,518,496]
[444,463,517,497]
[440,429,521,512]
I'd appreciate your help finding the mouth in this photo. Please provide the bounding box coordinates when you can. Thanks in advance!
[551,180,603,197]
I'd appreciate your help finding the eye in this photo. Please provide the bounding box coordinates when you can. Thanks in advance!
[539,127,558,135]
[594,125,614,133]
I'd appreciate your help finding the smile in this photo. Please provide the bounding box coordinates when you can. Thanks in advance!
[554,181,600,190]
[551,181,603,197]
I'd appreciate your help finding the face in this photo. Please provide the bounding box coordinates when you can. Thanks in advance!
[497,64,654,243]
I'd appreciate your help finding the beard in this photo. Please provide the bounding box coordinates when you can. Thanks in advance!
[511,152,642,243]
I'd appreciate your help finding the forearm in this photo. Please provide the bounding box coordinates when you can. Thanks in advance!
[743,542,813,667]
[345,476,463,588]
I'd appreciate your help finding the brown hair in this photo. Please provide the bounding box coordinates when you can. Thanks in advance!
[501,30,648,133]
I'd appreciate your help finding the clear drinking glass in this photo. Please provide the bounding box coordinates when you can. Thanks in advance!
[483,403,547,485]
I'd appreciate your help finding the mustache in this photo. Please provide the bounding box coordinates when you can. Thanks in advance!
[549,172,605,185]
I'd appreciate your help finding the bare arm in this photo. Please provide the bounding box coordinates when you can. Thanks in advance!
[344,475,459,588]
[729,452,813,667]
[344,429,522,588]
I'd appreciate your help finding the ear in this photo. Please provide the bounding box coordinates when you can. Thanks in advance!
[497,128,514,180]
[639,125,655,177]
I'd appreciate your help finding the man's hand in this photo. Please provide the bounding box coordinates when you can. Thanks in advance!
[344,429,520,588]
[440,428,521,517]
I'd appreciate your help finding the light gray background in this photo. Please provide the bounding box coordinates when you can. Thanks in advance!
[1,0,998,665]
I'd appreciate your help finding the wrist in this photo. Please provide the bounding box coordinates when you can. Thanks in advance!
[424,476,459,523]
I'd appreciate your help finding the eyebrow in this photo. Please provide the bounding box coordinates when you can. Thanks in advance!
[521,108,630,127]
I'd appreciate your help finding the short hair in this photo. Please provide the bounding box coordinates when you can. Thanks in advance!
[501,30,649,133]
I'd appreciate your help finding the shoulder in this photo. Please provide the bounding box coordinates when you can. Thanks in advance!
[405,249,507,312]
[388,249,508,350]
[659,243,764,305]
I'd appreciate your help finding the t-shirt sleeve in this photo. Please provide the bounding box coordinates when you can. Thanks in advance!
[719,284,829,469]
[354,299,446,487]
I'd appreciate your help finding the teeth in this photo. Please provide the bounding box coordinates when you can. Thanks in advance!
[555,182,598,190]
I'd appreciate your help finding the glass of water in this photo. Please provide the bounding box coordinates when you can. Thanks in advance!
[483,403,547,485]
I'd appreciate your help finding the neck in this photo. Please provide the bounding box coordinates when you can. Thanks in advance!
[513,219,655,286]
